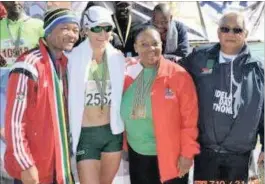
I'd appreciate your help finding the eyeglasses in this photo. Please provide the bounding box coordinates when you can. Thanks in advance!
[90,26,113,33]
[220,27,244,34]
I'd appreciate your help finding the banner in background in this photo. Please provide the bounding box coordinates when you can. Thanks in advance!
[22,1,264,42]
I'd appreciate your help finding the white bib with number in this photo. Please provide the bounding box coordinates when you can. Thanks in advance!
[1,38,29,67]
[85,80,111,106]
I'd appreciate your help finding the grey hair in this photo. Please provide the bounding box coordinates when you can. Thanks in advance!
[218,10,248,31]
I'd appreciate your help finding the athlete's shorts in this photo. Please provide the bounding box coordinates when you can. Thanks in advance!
[76,124,123,162]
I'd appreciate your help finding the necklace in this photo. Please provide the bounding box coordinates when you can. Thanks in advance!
[113,14,132,47]
[131,67,157,119]
[92,52,109,112]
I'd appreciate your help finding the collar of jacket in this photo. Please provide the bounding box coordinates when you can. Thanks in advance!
[127,56,170,80]
[207,43,258,65]
[156,56,171,79]
[128,55,171,79]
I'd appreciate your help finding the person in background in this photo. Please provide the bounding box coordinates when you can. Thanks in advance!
[111,1,143,57]
[0,1,43,67]
[122,25,199,184]
[4,8,79,184]
[67,6,125,184]
[180,11,264,183]
[149,3,189,61]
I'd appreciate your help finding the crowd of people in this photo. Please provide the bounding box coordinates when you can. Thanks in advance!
[0,1,264,184]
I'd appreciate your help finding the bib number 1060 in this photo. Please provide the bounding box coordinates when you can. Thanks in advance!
[86,92,111,106]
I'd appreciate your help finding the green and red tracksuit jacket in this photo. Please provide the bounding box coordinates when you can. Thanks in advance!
[4,39,72,184]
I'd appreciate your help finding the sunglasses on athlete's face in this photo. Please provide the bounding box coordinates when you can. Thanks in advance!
[220,26,244,34]
[90,26,113,33]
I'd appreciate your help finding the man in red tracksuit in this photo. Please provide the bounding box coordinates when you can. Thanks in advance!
[4,8,79,184]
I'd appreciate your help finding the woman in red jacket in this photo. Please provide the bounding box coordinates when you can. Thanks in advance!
[121,25,200,184]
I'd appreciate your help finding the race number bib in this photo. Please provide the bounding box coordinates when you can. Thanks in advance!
[85,80,111,106]
[1,39,29,67]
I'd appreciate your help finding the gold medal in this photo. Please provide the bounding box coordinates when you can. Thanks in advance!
[131,105,146,119]
[137,105,146,118]
[92,52,109,112]
[131,68,157,120]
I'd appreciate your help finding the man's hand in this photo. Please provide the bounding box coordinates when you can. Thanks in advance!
[177,156,193,178]
[21,166,39,184]
[0,54,7,67]
[258,151,264,165]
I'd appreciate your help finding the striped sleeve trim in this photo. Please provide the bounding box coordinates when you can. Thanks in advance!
[11,74,33,170]
[10,68,37,81]
[10,50,41,170]
[10,62,38,79]
[10,50,42,79]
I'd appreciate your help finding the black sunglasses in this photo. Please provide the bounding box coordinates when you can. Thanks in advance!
[220,27,244,34]
[90,26,113,33]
